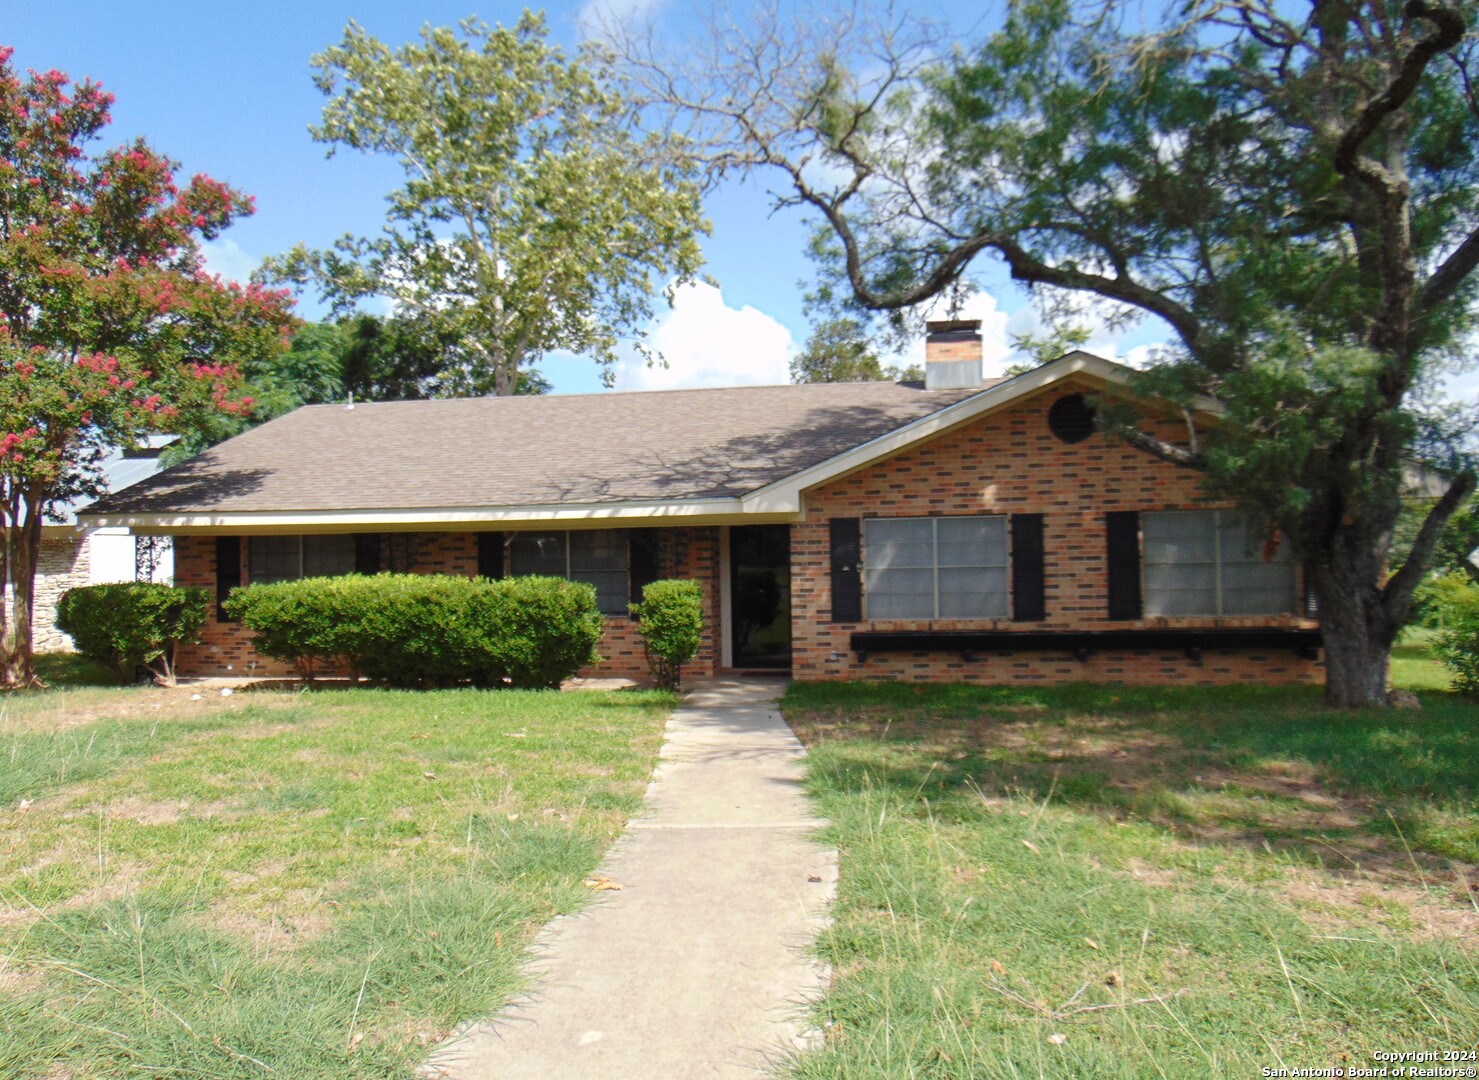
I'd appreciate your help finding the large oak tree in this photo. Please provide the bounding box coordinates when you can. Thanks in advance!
[625,0,1479,706]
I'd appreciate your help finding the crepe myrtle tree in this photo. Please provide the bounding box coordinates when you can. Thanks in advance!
[265,13,709,397]
[621,0,1479,706]
[0,47,296,687]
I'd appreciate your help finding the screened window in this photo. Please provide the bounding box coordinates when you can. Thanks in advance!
[864,516,1009,619]
[1143,510,1296,616]
[248,535,356,585]
[508,529,630,615]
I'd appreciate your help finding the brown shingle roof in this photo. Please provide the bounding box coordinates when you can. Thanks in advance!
[88,381,996,515]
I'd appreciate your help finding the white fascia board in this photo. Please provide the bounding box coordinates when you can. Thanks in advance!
[741,352,1132,512]
[76,496,796,535]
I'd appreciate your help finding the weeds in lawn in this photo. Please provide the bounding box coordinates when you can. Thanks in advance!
[783,681,1479,1078]
[0,683,673,1077]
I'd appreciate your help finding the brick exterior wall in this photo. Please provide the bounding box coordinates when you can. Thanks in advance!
[173,526,724,683]
[791,378,1322,685]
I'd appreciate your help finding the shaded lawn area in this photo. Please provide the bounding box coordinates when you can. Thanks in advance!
[0,676,673,1077]
[782,679,1479,1078]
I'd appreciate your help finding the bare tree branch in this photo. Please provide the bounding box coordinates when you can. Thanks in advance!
[1382,469,1479,623]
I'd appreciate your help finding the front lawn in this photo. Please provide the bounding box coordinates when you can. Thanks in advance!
[0,679,673,1077]
[782,680,1479,1078]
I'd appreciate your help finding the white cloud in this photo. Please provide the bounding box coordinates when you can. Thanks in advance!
[1001,296,1166,369]
[199,238,258,284]
[577,0,666,38]
[613,281,796,390]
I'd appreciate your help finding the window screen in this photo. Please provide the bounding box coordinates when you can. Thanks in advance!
[864,516,1008,619]
[1143,511,1295,616]
[509,533,567,577]
[570,530,630,615]
[303,535,356,578]
[249,536,301,585]
[249,535,356,584]
[509,530,630,615]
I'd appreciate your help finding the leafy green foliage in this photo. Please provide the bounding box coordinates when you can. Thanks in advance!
[55,583,209,686]
[631,579,703,689]
[266,14,708,395]
[790,318,921,383]
[224,573,603,689]
[1434,582,1479,693]
[0,50,295,685]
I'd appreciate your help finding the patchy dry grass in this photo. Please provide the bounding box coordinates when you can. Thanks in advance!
[0,679,673,1077]
[782,680,1479,1078]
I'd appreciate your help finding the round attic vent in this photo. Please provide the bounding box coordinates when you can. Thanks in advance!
[1047,393,1096,444]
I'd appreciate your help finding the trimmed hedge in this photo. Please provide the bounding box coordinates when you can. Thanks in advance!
[631,578,703,689]
[223,573,603,689]
[55,582,210,686]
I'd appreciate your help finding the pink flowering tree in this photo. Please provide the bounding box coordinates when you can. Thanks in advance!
[0,49,297,687]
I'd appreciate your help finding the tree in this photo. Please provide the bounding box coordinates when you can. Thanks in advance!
[790,317,922,382]
[625,0,1479,706]
[266,13,709,396]
[0,48,295,686]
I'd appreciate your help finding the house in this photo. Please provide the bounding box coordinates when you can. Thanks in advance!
[78,322,1322,685]
[26,435,177,652]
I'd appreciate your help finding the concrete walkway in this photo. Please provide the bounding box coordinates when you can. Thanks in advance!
[426,678,837,1079]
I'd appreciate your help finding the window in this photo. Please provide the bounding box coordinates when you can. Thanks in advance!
[864,516,1009,619]
[508,529,630,615]
[248,535,356,584]
[1142,510,1296,616]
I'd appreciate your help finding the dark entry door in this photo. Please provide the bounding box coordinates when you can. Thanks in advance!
[729,525,791,669]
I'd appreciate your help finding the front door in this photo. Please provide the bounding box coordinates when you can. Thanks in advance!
[729,525,791,669]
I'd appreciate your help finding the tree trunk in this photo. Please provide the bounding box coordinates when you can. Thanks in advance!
[1311,534,1397,709]
[2,506,42,689]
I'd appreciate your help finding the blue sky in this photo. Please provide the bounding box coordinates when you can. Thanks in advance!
[8,0,1096,395]
[12,1,1471,405]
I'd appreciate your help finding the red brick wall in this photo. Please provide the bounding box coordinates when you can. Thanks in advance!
[792,379,1322,685]
[174,527,724,683]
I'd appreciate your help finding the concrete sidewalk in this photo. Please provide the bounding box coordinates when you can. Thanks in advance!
[426,678,837,1079]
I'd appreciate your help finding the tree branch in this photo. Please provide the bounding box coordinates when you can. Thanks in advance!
[1120,427,1206,469]
[1382,469,1478,623]
[1332,0,1465,189]
[1418,223,1479,312]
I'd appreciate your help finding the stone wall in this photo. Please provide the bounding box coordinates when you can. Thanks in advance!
[30,532,91,653]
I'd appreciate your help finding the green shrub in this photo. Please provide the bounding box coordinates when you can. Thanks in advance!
[631,579,703,689]
[224,573,602,689]
[55,582,210,686]
[1434,581,1479,694]
[1412,571,1479,629]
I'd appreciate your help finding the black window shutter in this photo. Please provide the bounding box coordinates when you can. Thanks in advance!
[1105,511,1142,620]
[1011,514,1046,621]
[477,532,505,579]
[1303,563,1319,617]
[354,533,382,575]
[629,530,661,614]
[829,518,863,623]
[215,536,242,622]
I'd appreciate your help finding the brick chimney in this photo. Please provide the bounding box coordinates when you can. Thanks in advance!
[924,319,983,390]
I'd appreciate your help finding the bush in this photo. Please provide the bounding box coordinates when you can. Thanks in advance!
[631,579,703,689]
[224,573,603,689]
[1434,580,1479,695]
[55,582,210,686]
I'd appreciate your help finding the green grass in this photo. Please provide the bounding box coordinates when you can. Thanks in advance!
[781,680,1479,1078]
[0,682,673,1077]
